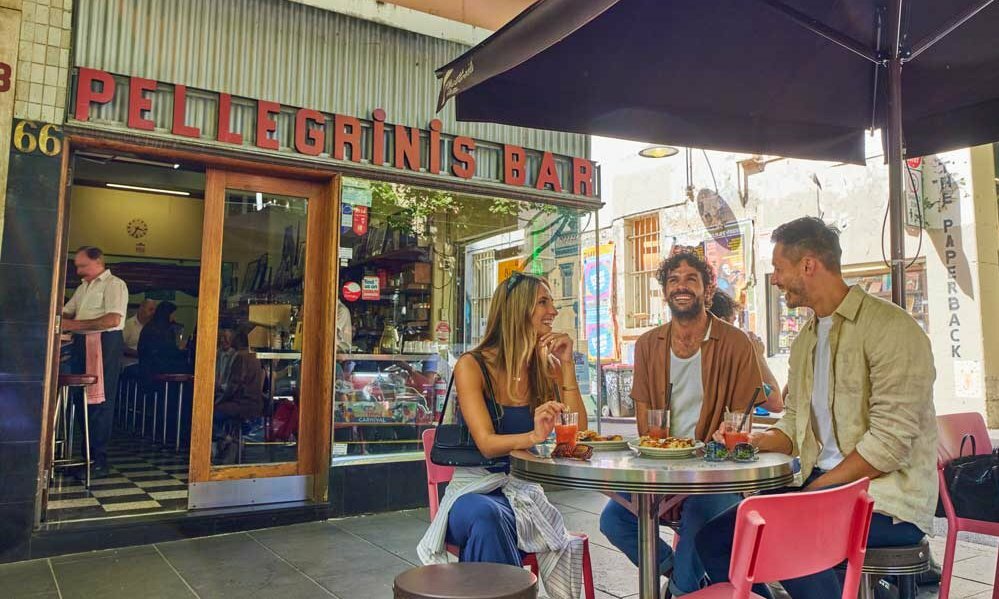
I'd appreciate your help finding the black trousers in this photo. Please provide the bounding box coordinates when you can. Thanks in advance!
[68,331,123,464]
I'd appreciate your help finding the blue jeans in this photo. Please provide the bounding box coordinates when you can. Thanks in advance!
[600,492,742,593]
[695,474,925,598]
[446,490,524,566]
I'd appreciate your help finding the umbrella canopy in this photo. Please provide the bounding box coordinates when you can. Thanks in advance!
[437,0,999,164]
[436,0,999,306]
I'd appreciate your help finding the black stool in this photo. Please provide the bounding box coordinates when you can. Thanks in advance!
[153,373,194,451]
[858,538,931,599]
[53,374,98,488]
[394,563,537,599]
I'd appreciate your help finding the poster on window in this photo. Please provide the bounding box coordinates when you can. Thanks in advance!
[582,243,618,362]
[702,223,749,307]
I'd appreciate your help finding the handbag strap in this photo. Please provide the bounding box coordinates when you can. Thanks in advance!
[434,352,504,426]
[959,433,977,458]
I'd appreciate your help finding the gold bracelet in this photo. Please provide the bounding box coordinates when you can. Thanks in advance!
[561,385,580,392]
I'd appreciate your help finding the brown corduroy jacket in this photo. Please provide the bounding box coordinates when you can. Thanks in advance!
[630,314,764,442]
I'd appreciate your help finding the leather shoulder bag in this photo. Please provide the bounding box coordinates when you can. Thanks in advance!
[429,352,507,467]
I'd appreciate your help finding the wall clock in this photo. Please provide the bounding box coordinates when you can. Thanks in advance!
[127,218,149,239]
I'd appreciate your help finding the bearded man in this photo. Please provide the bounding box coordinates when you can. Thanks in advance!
[599,249,763,596]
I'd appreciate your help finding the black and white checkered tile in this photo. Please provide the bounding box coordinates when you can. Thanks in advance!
[46,436,189,523]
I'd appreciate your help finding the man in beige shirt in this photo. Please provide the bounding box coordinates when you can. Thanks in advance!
[695,217,937,598]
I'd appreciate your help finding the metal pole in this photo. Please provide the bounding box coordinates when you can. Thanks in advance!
[887,2,907,309]
[636,494,661,599]
[594,209,602,435]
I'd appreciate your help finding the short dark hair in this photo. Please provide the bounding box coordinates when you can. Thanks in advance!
[771,217,842,273]
[709,290,739,321]
[656,251,715,290]
[75,246,104,261]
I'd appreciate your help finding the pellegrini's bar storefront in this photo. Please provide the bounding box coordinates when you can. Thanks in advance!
[0,0,600,562]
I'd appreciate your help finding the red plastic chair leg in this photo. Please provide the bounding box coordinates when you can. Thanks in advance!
[939,526,959,599]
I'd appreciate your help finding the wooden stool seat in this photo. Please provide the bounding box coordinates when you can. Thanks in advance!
[153,373,194,383]
[58,374,97,386]
[394,563,537,599]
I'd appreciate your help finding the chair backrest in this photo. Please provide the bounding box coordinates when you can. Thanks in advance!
[421,428,453,521]
[937,412,991,467]
[728,478,874,599]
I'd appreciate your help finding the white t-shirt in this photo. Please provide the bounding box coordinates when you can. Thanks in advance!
[63,269,129,331]
[121,315,144,367]
[812,316,845,470]
[669,349,703,439]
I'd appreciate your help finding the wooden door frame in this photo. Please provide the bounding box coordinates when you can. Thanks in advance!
[190,169,338,494]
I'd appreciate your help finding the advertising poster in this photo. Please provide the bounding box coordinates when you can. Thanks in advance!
[582,243,618,362]
[702,223,748,307]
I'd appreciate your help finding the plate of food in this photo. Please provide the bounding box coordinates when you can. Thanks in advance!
[576,430,629,450]
[628,436,704,458]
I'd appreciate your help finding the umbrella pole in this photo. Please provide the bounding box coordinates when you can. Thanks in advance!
[887,5,907,309]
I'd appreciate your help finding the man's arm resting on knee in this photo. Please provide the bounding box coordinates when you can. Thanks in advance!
[804,452,884,491]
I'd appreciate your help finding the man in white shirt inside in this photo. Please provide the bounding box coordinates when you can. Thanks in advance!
[122,299,156,369]
[62,246,129,476]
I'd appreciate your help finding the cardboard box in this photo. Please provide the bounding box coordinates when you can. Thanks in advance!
[403,263,432,285]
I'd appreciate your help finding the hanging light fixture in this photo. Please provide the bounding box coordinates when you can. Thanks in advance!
[638,145,679,158]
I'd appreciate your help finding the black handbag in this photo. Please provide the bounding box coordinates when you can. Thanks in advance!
[943,434,999,522]
[429,352,506,467]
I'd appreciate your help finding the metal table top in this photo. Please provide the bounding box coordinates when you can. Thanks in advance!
[511,447,795,495]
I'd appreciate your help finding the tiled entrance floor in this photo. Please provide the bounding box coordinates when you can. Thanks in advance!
[5,489,995,598]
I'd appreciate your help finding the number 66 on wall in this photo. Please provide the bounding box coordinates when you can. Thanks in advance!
[13,120,63,157]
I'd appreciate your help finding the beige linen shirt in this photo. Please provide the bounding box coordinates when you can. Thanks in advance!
[774,285,938,533]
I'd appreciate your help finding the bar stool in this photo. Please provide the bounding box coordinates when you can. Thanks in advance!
[394,563,537,599]
[53,374,98,488]
[153,373,194,451]
[857,538,931,599]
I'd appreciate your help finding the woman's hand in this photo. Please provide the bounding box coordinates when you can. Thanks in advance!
[538,332,575,364]
[530,400,565,444]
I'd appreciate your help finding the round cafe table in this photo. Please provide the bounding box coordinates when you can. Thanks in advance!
[511,447,795,599]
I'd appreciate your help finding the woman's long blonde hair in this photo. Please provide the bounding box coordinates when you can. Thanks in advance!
[472,272,560,411]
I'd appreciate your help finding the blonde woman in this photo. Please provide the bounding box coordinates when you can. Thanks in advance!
[418,272,588,599]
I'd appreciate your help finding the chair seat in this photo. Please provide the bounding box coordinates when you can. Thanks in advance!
[684,582,768,598]
[394,563,537,599]
[862,538,931,576]
[58,374,98,386]
[153,373,194,383]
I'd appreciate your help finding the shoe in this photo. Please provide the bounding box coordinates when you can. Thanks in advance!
[91,462,111,478]
[915,555,942,586]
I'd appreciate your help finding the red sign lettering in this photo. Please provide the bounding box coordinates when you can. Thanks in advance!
[395,125,421,170]
[535,152,562,193]
[572,157,595,196]
[217,93,243,144]
[451,137,476,179]
[172,85,201,138]
[504,145,526,186]
[334,114,362,162]
[74,67,115,122]
[295,108,325,156]
[127,77,157,131]
[256,100,281,150]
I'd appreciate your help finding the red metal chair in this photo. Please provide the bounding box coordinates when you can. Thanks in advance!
[937,412,999,599]
[421,428,596,599]
[685,478,874,599]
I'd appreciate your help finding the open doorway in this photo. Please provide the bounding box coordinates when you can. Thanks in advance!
[45,152,205,524]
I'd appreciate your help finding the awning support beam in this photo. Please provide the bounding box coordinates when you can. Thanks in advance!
[905,0,995,62]
[756,0,881,64]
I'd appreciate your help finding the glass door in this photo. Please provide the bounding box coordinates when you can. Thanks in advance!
[188,170,337,509]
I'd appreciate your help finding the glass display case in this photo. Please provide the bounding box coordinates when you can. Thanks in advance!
[333,179,597,459]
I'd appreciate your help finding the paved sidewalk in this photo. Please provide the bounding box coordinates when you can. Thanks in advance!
[1,489,995,598]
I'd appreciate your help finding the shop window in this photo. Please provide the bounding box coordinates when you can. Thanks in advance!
[624,214,663,329]
[333,180,597,461]
[766,264,929,356]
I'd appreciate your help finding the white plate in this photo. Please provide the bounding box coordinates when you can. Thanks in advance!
[577,438,629,451]
[628,439,704,459]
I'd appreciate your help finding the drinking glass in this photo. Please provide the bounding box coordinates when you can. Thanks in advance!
[555,411,579,448]
[646,409,669,439]
[723,410,752,450]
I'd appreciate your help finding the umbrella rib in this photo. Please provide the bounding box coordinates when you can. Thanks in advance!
[905,0,995,62]
[755,0,880,64]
